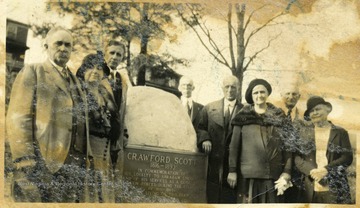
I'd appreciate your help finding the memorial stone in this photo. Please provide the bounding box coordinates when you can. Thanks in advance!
[121,86,207,202]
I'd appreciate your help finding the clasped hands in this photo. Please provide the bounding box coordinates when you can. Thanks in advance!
[310,167,328,182]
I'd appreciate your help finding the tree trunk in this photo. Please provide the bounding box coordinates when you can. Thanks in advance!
[228,4,236,70]
[235,69,244,102]
[140,36,149,54]
[235,3,246,101]
[140,3,149,54]
[126,39,131,67]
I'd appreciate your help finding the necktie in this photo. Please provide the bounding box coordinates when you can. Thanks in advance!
[185,100,191,116]
[62,67,70,82]
[111,71,116,82]
[287,108,292,121]
[224,104,231,127]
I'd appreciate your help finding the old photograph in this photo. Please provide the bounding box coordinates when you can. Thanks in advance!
[2,0,359,207]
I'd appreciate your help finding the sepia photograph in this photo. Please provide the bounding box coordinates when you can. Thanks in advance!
[1,0,359,207]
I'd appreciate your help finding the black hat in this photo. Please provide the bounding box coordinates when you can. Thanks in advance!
[304,96,332,120]
[245,79,272,104]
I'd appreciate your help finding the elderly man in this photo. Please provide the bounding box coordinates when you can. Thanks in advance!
[197,75,243,203]
[281,83,301,122]
[295,96,353,204]
[6,27,89,202]
[280,82,303,202]
[178,76,203,130]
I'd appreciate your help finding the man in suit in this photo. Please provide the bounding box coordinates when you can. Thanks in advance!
[280,82,303,202]
[280,82,301,122]
[295,96,353,204]
[178,76,203,130]
[102,40,132,170]
[103,40,127,110]
[6,27,89,202]
[197,75,243,203]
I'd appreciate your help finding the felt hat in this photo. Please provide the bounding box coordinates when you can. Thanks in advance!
[304,96,332,120]
[245,79,272,104]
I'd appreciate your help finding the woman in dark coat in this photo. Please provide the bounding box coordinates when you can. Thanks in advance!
[227,79,293,203]
[295,96,353,204]
[77,52,120,202]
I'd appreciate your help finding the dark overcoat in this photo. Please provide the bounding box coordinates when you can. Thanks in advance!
[197,98,243,203]
[294,122,353,204]
[229,103,293,179]
[191,101,203,131]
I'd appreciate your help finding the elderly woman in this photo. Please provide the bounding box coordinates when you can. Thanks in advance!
[227,78,293,203]
[295,96,353,204]
[76,53,120,203]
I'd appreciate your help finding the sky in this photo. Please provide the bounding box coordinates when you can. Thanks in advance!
[4,0,360,130]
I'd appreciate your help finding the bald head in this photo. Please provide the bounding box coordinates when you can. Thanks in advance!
[178,76,195,98]
[281,83,301,109]
[222,75,240,101]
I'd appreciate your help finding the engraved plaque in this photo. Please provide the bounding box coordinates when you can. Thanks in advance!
[122,145,207,203]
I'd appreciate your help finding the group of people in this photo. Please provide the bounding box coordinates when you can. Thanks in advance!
[179,75,353,204]
[6,27,128,202]
[6,26,353,204]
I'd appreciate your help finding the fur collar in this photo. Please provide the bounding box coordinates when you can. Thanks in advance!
[232,103,285,127]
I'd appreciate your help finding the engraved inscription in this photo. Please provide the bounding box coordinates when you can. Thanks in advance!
[123,147,207,202]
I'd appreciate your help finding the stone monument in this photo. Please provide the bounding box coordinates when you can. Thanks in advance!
[120,86,207,203]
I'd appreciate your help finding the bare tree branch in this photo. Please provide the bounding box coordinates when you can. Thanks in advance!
[243,32,282,71]
[244,11,286,50]
[177,5,230,67]
[201,23,231,66]
[244,4,269,31]
[183,4,231,68]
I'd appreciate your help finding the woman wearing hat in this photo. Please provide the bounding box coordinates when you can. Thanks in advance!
[77,53,120,202]
[294,96,353,203]
[227,78,293,203]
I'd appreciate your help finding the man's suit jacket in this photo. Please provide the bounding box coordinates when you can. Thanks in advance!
[190,101,203,130]
[197,98,243,202]
[108,69,122,111]
[295,122,353,203]
[6,60,90,174]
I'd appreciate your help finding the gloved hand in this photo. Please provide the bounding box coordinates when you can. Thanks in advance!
[274,173,293,196]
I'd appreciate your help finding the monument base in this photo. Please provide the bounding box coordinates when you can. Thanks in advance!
[122,145,207,203]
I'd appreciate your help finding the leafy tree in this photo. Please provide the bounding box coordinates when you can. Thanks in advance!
[30,1,180,66]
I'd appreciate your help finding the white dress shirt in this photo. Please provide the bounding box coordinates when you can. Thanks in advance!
[181,96,193,109]
[223,99,236,116]
[49,58,68,78]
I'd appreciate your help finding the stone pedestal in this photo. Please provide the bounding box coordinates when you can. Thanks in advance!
[122,145,207,203]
